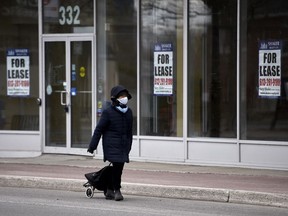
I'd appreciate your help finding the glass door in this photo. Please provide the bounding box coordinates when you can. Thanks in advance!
[44,37,93,151]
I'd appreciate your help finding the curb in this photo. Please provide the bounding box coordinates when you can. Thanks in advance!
[229,190,288,208]
[0,175,287,208]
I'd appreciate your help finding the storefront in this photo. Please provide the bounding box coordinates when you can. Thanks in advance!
[0,0,288,170]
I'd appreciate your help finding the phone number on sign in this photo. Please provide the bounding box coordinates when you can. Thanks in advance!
[259,78,280,86]
[7,80,30,87]
[154,78,173,85]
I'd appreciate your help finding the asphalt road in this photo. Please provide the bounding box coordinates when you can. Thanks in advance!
[0,187,287,216]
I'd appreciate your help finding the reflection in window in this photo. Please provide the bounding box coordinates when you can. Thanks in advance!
[140,0,183,136]
[240,0,288,141]
[96,0,137,134]
[188,0,237,138]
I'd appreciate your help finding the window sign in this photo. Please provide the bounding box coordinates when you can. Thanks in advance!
[7,49,30,96]
[258,40,282,97]
[153,43,173,96]
[43,0,94,33]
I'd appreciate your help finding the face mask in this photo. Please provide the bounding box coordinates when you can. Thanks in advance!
[117,97,128,105]
[116,106,128,113]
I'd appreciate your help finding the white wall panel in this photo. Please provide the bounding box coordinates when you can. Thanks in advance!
[0,133,41,157]
[240,144,288,168]
[140,139,184,162]
[188,141,238,164]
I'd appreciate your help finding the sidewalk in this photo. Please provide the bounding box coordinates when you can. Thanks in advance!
[0,154,288,208]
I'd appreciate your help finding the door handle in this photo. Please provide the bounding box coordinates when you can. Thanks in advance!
[60,91,70,113]
[37,98,42,106]
[60,91,67,106]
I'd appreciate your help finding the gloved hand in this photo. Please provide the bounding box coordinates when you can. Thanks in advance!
[87,148,94,154]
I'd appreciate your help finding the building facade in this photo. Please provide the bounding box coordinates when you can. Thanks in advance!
[0,0,288,170]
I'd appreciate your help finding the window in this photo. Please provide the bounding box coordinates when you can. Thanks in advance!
[140,0,183,137]
[96,0,137,134]
[0,1,39,130]
[240,0,288,141]
[188,0,237,138]
[43,0,94,34]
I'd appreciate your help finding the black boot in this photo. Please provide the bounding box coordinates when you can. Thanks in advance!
[114,189,124,201]
[105,189,115,200]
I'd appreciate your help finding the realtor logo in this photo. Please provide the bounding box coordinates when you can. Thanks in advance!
[260,42,268,50]
[154,44,161,51]
[7,49,15,56]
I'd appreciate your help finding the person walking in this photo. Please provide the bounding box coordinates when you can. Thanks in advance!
[87,85,133,201]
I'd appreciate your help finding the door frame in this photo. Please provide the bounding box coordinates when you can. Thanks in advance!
[41,35,96,155]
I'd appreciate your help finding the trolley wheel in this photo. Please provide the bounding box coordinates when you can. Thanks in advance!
[104,188,107,196]
[85,187,94,198]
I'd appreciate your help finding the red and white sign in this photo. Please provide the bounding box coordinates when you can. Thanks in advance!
[258,41,281,97]
[7,49,30,96]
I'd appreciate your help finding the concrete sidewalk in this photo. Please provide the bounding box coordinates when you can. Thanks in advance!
[0,154,288,208]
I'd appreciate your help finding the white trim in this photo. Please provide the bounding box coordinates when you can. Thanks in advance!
[66,40,71,149]
[42,36,93,42]
[42,33,94,38]
[92,35,97,136]
[236,0,241,163]
[136,0,141,157]
[239,140,288,146]
[183,0,188,160]
[39,0,44,153]
[187,137,237,143]
[0,131,40,135]
[138,136,183,141]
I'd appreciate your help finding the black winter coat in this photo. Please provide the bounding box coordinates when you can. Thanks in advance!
[88,105,133,163]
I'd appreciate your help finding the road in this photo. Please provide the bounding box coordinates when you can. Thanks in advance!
[0,187,287,216]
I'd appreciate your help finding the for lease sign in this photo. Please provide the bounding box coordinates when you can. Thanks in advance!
[154,43,173,96]
[258,40,281,97]
[7,49,30,96]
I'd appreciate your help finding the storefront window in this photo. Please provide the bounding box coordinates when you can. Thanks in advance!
[240,0,288,141]
[0,1,39,130]
[188,0,237,138]
[43,0,94,34]
[96,0,137,134]
[140,0,183,137]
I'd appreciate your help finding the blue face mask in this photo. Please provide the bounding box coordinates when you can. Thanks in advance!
[116,106,128,113]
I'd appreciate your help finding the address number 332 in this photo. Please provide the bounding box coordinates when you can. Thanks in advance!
[59,5,81,25]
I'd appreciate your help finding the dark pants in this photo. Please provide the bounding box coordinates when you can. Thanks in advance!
[109,162,124,190]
